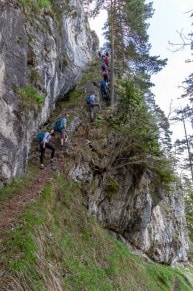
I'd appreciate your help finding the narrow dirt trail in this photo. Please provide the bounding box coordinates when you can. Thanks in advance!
[0,167,53,240]
[172,277,179,291]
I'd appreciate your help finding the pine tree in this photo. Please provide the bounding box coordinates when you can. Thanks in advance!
[171,105,193,182]
[88,0,167,105]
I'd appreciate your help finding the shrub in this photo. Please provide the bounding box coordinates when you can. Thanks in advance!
[17,85,44,111]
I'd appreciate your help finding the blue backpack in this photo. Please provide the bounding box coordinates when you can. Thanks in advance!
[54,118,66,131]
[36,131,45,142]
[86,95,94,105]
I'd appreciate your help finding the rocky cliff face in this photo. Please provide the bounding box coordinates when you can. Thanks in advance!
[69,149,188,265]
[89,169,188,264]
[0,0,98,184]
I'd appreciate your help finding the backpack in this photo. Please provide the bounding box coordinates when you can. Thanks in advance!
[36,131,45,142]
[86,95,95,105]
[100,80,106,89]
[54,118,66,131]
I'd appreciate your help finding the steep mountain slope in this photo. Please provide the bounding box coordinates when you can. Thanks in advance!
[0,62,192,290]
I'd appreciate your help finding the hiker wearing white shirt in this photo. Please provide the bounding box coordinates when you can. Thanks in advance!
[39,130,55,169]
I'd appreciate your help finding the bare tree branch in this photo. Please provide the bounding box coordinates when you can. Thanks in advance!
[168,30,192,52]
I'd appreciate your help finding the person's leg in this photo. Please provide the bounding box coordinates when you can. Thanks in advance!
[64,132,68,143]
[40,144,45,168]
[94,103,101,111]
[89,105,94,121]
[60,129,65,146]
[101,88,104,100]
[45,143,55,161]
[104,75,108,83]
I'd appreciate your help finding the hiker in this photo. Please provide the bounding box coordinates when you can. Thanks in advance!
[101,63,106,72]
[101,51,106,60]
[103,55,109,67]
[86,94,101,121]
[100,80,109,102]
[53,114,68,147]
[103,69,109,83]
[37,130,55,169]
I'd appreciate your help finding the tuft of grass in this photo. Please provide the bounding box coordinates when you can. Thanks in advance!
[0,165,39,204]
[20,0,52,10]
[17,85,44,111]
[68,91,80,103]
[36,0,52,9]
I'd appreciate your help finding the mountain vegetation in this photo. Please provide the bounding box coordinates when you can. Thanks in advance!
[0,167,193,290]
[0,0,193,289]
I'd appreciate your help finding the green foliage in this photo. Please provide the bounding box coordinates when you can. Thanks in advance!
[109,80,160,156]
[68,91,80,102]
[107,239,192,291]
[17,85,44,111]
[106,80,175,189]
[0,165,39,204]
[2,185,51,290]
[104,178,119,195]
[20,0,52,10]
[36,0,52,9]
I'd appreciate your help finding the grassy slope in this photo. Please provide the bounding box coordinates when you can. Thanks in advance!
[0,174,192,290]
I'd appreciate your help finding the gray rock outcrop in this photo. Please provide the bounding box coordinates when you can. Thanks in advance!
[69,135,188,265]
[0,0,98,184]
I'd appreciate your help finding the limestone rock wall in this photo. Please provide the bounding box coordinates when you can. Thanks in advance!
[0,0,98,184]
[69,144,188,264]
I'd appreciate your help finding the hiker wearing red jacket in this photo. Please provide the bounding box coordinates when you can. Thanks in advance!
[104,55,109,67]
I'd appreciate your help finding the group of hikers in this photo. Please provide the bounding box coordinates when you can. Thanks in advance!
[99,48,110,102]
[37,114,68,169]
[86,48,110,121]
[37,47,110,169]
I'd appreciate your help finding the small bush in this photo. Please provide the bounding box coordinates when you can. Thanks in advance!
[20,0,52,10]
[17,85,44,111]
[36,0,52,9]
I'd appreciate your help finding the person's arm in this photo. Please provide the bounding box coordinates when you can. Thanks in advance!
[42,132,49,148]
[63,118,67,130]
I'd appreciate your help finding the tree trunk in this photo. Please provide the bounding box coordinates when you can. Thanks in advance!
[110,0,116,106]
[181,109,193,182]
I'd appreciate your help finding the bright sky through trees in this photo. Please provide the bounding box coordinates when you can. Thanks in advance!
[89,0,193,140]
[148,0,193,141]
[148,0,192,113]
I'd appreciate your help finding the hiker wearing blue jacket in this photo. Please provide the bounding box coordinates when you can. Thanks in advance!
[39,130,55,169]
[100,80,109,102]
[53,114,68,147]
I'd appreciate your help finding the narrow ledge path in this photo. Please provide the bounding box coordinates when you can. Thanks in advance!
[0,168,53,240]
